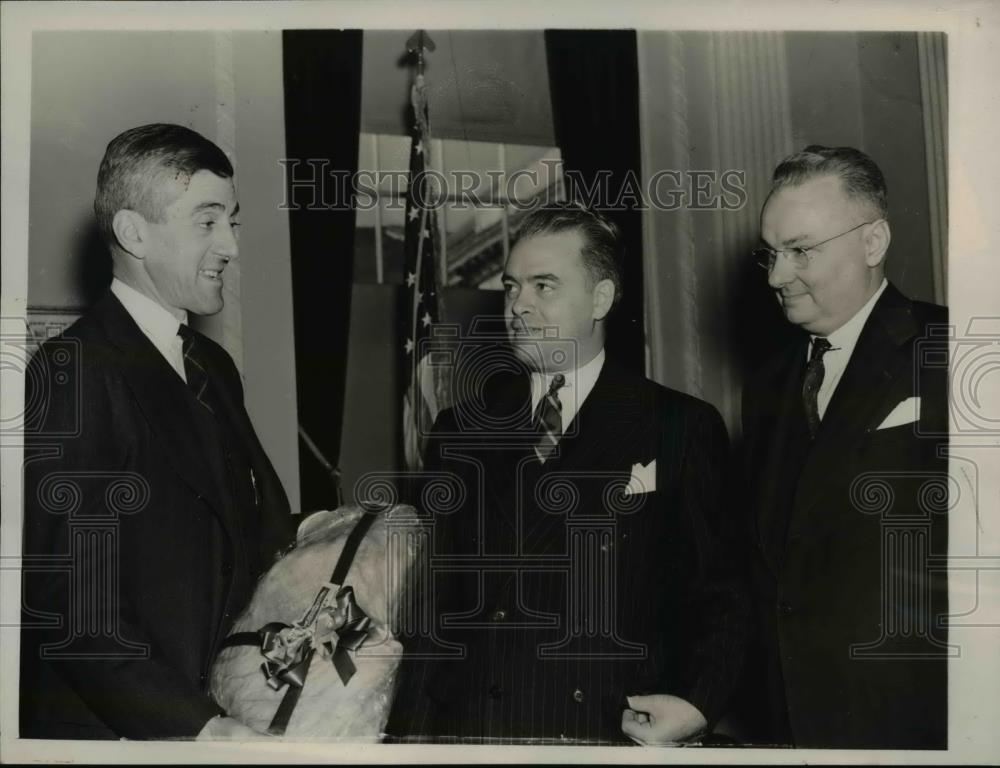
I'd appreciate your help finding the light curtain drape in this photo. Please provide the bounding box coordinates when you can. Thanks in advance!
[638,31,794,436]
[638,31,948,439]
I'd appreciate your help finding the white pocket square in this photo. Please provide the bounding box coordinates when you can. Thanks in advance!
[876,397,921,430]
[624,460,657,496]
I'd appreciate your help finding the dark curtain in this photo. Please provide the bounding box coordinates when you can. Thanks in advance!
[283,30,363,512]
[544,30,645,375]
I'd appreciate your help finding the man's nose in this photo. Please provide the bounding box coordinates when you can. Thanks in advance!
[767,252,796,289]
[510,290,531,318]
[216,223,239,260]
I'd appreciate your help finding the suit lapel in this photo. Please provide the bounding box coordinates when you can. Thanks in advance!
[519,360,644,553]
[94,293,227,520]
[753,342,810,575]
[791,284,920,529]
[556,360,641,474]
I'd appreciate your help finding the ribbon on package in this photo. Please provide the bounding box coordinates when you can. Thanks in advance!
[216,504,384,735]
[258,583,375,691]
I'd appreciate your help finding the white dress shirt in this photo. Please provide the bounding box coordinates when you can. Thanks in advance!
[809,278,888,419]
[111,277,188,383]
[530,348,605,439]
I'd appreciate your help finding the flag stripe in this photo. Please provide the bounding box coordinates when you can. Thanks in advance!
[401,68,449,470]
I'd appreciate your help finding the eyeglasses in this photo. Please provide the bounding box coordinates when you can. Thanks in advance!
[752,220,877,272]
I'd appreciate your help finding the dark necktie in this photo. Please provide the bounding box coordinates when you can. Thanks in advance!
[802,337,833,439]
[178,324,215,414]
[533,373,565,462]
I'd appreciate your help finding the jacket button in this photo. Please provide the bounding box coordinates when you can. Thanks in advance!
[492,609,506,622]
[572,688,584,703]
[779,601,794,615]
[488,684,503,699]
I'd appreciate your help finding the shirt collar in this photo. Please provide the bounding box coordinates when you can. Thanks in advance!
[531,348,606,403]
[813,277,888,354]
[111,277,187,346]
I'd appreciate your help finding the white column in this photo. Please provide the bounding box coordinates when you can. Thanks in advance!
[211,31,245,375]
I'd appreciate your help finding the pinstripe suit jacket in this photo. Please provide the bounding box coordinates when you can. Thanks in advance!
[388,357,749,744]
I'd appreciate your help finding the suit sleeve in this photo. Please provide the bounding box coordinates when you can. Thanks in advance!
[21,342,224,739]
[674,401,751,729]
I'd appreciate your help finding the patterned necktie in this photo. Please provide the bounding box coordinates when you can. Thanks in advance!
[178,324,215,414]
[533,373,566,462]
[802,337,833,439]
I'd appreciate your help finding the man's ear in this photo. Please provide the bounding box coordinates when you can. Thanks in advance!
[864,219,891,268]
[112,209,149,259]
[592,278,616,321]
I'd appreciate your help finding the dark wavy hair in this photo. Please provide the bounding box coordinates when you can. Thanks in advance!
[511,201,623,307]
[95,123,233,252]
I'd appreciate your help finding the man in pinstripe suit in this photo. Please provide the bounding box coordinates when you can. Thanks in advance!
[388,203,749,744]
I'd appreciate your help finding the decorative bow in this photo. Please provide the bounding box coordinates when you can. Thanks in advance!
[258,583,376,692]
[312,585,374,684]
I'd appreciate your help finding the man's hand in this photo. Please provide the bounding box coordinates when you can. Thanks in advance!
[621,694,708,746]
[196,715,270,741]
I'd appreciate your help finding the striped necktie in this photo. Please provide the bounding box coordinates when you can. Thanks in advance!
[533,373,566,462]
[178,324,215,415]
[802,336,832,439]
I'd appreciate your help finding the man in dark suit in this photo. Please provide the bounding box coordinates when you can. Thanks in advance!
[740,146,949,748]
[20,124,296,740]
[389,203,749,744]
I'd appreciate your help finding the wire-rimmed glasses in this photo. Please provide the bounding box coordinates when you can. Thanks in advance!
[752,220,877,272]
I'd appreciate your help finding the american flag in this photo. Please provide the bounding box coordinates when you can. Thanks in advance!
[401,63,448,471]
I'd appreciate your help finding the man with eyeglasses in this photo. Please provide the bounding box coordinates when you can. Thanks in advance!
[738,146,949,748]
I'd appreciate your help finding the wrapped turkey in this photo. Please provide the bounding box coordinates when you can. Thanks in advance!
[210,504,424,740]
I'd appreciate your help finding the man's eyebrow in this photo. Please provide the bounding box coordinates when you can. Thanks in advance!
[762,233,808,249]
[501,271,561,283]
[191,201,226,214]
[527,272,561,283]
[780,233,810,246]
[191,201,240,216]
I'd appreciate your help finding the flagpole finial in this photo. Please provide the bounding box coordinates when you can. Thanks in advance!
[405,30,436,74]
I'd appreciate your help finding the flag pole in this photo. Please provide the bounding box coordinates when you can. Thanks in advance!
[401,30,442,472]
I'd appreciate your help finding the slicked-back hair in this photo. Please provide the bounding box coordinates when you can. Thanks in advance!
[511,201,623,308]
[95,123,234,251]
[770,145,888,219]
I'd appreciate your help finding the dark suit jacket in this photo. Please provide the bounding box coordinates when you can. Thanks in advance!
[740,283,949,749]
[389,356,749,744]
[20,292,295,739]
